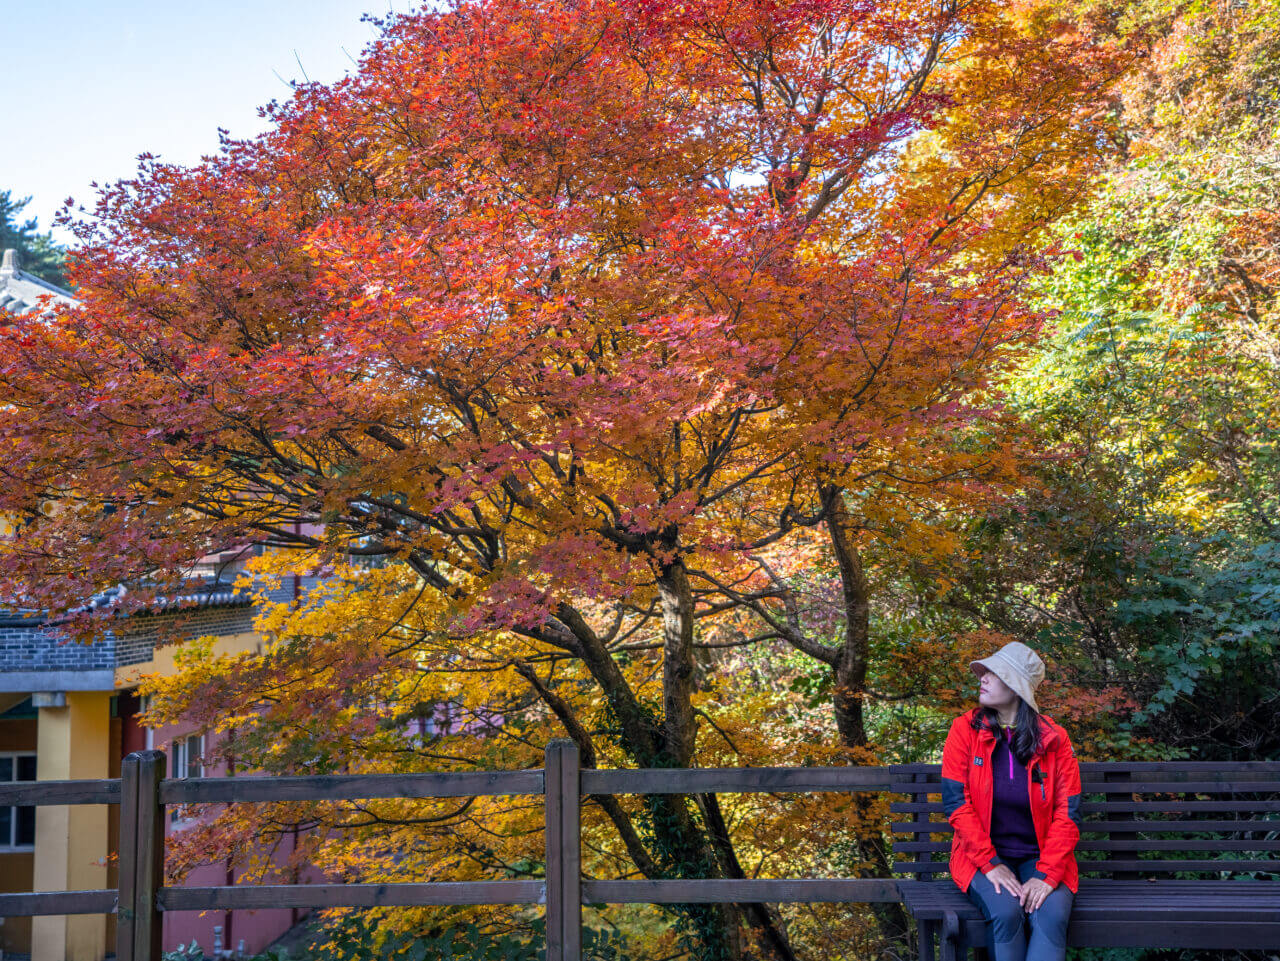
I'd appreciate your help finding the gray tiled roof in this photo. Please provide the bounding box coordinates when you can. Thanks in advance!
[0,248,75,315]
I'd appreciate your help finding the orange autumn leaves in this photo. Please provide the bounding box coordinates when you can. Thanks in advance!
[0,1,1124,956]
[0,0,1116,636]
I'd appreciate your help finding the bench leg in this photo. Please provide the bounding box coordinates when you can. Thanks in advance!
[917,918,936,961]
[940,910,962,961]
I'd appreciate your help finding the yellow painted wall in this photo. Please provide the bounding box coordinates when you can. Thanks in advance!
[115,631,262,687]
[32,692,111,961]
[106,715,121,953]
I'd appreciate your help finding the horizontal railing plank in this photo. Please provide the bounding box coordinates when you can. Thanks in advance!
[160,770,544,804]
[582,879,901,903]
[0,779,121,806]
[6,764,1269,808]
[580,768,895,795]
[159,881,545,910]
[0,889,117,916]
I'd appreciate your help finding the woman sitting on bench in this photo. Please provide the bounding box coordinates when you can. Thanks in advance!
[941,641,1083,961]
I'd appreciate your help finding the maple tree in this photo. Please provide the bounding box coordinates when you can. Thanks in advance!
[0,0,1122,957]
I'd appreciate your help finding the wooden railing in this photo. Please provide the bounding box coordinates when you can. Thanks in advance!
[13,744,1273,961]
[1,740,900,961]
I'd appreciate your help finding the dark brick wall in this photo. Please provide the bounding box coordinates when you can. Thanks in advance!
[0,624,115,671]
[0,604,256,673]
[0,571,334,676]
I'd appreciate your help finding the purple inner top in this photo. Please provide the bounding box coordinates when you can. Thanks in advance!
[990,725,1039,862]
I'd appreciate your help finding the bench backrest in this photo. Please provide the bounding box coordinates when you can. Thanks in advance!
[889,761,1280,881]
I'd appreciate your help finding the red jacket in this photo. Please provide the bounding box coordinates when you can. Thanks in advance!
[940,707,1083,894]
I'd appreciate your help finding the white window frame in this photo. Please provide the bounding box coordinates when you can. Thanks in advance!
[0,751,37,851]
[170,733,205,780]
[139,694,155,751]
[169,734,205,825]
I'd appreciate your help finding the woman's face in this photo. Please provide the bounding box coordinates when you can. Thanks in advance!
[977,668,1019,713]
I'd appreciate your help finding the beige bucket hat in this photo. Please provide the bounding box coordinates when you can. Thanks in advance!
[970,641,1046,712]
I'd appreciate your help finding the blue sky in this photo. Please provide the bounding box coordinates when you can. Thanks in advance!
[3,1,410,244]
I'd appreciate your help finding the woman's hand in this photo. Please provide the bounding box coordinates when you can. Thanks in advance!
[1020,877,1054,912]
[983,864,1023,898]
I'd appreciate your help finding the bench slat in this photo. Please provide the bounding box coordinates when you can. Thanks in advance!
[1068,921,1280,950]
[891,800,1280,813]
[892,819,1280,833]
[890,781,1280,795]
[894,839,1280,853]
[893,859,1278,874]
[898,880,1280,922]
[891,762,1280,774]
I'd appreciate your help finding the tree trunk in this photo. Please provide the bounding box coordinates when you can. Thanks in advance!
[657,559,699,768]
[549,575,795,961]
[653,558,795,961]
[820,484,912,948]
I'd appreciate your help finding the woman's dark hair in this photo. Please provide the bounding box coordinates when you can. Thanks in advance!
[971,698,1043,765]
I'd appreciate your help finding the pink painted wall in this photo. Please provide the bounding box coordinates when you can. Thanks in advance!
[120,686,478,955]
[161,845,303,958]
[122,700,310,956]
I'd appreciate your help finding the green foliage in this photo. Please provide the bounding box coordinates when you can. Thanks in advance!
[944,116,1280,757]
[247,949,296,961]
[163,941,207,961]
[0,190,67,288]
[1118,536,1280,726]
[1065,948,1145,961]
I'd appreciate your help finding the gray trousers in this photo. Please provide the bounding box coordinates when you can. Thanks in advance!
[964,857,1073,961]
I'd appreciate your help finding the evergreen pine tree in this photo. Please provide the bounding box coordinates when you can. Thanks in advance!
[0,191,67,289]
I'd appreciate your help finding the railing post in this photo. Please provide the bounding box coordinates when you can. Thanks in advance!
[117,750,166,961]
[545,739,581,961]
[117,752,140,960]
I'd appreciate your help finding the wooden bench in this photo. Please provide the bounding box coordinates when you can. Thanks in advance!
[889,761,1280,961]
